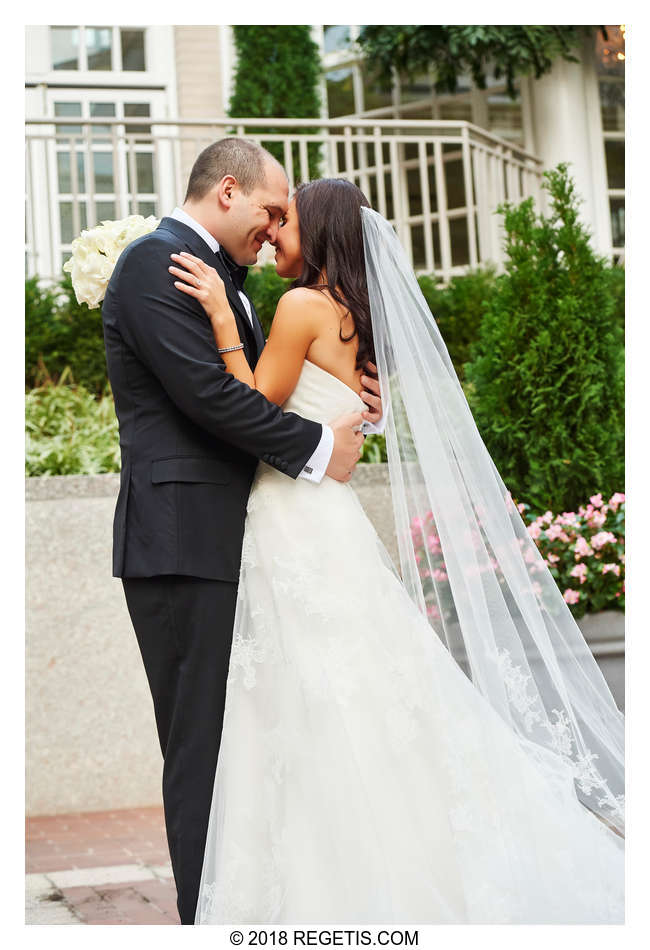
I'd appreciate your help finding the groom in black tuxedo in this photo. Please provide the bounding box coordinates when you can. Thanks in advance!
[101,138,383,924]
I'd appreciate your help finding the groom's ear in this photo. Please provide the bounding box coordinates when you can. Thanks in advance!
[216,175,238,209]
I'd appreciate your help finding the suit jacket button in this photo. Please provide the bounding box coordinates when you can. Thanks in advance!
[280,460,288,472]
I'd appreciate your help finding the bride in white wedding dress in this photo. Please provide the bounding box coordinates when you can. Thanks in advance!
[171,179,624,925]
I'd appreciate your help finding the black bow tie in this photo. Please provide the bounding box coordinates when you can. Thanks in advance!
[217,246,248,292]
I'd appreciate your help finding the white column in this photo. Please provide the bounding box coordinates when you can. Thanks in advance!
[527,35,610,254]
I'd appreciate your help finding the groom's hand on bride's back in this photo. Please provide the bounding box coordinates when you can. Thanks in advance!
[326,412,365,483]
[359,361,383,424]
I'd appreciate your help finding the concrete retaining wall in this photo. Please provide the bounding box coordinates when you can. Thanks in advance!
[26,467,624,816]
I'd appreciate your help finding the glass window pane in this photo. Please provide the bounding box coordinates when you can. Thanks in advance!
[138,200,157,217]
[407,167,423,216]
[323,25,351,53]
[126,152,154,194]
[86,26,112,70]
[59,201,87,244]
[95,200,116,222]
[57,151,86,193]
[124,103,152,142]
[54,101,82,136]
[137,152,155,193]
[51,26,79,70]
[449,216,470,267]
[326,67,355,117]
[443,152,466,208]
[121,29,145,71]
[599,80,625,132]
[610,197,625,247]
[605,139,624,190]
[90,101,116,137]
[93,152,114,193]
[361,67,393,112]
[410,224,425,270]
[399,73,432,105]
[487,92,523,143]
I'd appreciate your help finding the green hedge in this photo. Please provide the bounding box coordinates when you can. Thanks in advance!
[26,376,120,477]
[26,264,492,397]
[464,163,625,514]
[25,273,108,394]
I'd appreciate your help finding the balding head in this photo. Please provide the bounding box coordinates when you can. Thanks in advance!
[184,137,285,202]
[181,137,290,265]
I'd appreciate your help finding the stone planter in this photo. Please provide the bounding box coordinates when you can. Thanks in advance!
[26,467,624,814]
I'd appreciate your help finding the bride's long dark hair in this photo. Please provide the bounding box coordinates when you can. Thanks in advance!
[293,178,375,369]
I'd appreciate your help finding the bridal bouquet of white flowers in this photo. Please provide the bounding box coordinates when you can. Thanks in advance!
[63,214,160,309]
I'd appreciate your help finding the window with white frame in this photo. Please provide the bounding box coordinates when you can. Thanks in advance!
[50,25,146,73]
[321,25,524,146]
[49,92,160,269]
[595,25,625,258]
[320,27,526,272]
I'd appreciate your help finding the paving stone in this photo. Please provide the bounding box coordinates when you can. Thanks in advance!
[25,805,179,924]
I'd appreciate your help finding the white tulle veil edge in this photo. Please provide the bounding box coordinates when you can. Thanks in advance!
[361,205,624,838]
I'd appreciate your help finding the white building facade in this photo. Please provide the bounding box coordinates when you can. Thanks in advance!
[25,25,624,281]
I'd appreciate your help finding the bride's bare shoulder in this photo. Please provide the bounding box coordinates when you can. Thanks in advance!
[278,286,341,319]
[278,286,331,307]
[272,287,336,330]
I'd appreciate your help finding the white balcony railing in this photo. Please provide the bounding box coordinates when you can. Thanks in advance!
[25,116,545,283]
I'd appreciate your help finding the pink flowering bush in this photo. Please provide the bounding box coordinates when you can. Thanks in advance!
[517,491,625,617]
[411,491,624,621]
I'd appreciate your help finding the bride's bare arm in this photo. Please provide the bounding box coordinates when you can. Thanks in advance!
[169,250,384,422]
[169,251,319,405]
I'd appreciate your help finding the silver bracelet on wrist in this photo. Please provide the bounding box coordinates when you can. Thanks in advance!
[218,343,245,354]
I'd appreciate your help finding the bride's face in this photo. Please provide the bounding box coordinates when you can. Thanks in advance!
[273,197,302,278]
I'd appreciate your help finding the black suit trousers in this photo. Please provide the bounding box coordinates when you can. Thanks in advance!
[122,574,238,925]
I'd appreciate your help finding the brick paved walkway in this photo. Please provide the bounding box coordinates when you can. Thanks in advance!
[26,806,180,924]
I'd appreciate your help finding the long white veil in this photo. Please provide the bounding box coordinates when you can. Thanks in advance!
[361,206,624,838]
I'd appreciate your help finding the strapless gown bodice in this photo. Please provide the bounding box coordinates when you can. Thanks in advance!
[282,358,366,426]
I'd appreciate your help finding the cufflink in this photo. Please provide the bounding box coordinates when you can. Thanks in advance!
[303,465,313,475]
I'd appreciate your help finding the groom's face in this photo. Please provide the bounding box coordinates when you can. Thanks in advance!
[224,162,290,265]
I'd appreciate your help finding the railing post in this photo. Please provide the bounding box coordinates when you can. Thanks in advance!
[359,128,370,200]
[418,140,434,274]
[434,140,452,282]
[343,125,354,181]
[126,134,138,214]
[283,138,295,192]
[112,124,128,219]
[472,145,489,262]
[84,124,96,228]
[68,135,81,241]
[462,126,478,269]
[298,138,309,183]
[373,126,387,218]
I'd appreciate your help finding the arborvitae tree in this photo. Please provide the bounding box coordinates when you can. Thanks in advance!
[464,163,624,513]
[229,26,322,179]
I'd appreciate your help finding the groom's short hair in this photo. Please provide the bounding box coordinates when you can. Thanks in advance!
[184,138,283,201]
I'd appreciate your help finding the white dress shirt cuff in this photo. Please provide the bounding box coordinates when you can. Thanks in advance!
[298,425,334,483]
[360,407,387,436]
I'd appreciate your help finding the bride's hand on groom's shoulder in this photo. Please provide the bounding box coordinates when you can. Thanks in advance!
[168,252,232,325]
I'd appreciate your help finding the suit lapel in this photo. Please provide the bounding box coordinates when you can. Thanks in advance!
[158,217,257,359]
[246,297,266,360]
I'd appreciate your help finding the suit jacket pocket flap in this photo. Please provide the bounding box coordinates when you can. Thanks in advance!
[151,457,230,485]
